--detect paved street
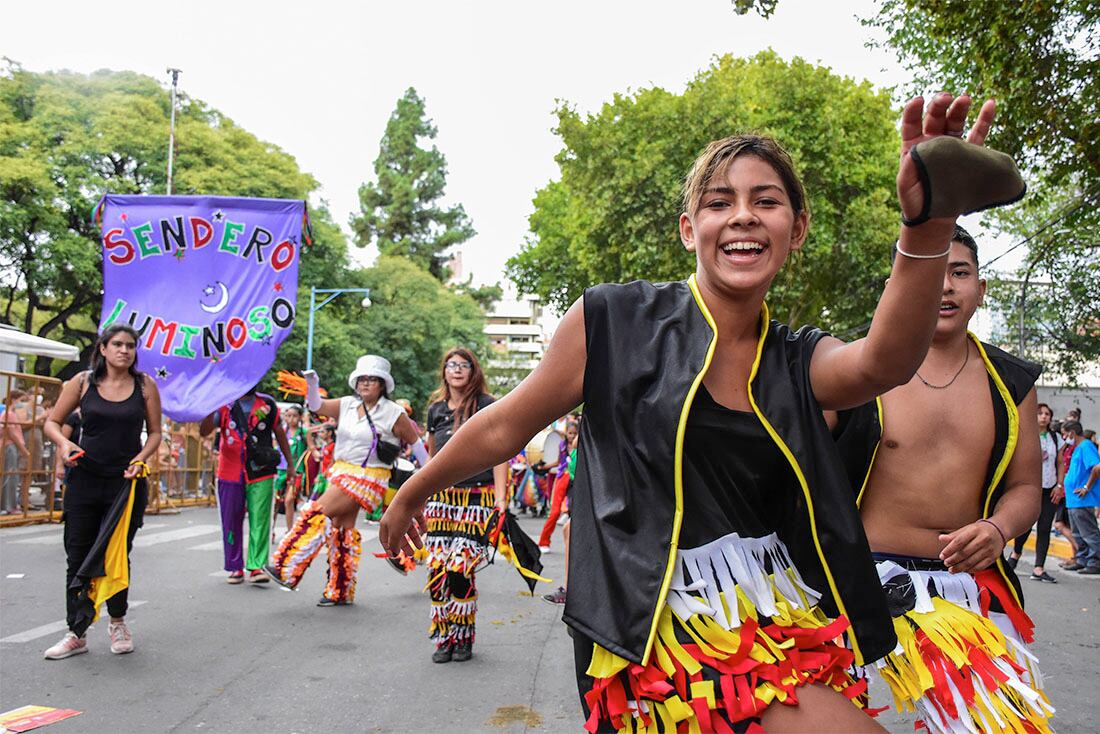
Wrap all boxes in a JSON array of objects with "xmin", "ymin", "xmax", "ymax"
[{"xmin": 1, "ymin": 508, "xmax": 1096, "ymax": 733}]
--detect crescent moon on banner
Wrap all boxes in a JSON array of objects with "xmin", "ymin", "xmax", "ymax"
[{"xmin": 200, "ymin": 281, "xmax": 230, "ymax": 314}]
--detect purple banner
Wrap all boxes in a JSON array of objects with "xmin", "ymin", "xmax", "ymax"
[{"xmin": 97, "ymin": 195, "xmax": 307, "ymax": 422}]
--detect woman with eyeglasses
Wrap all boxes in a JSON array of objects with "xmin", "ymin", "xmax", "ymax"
[
  {"xmin": 422, "ymin": 347, "xmax": 508, "ymax": 663},
  {"xmin": 264, "ymin": 355, "xmax": 424, "ymax": 606}
]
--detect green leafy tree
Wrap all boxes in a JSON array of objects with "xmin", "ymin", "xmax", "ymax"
[
  {"xmin": 982, "ymin": 186, "xmax": 1099, "ymax": 381},
  {"xmin": 350, "ymin": 88, "xmax": 475, "ymax": 281},
  {"xmin": 731, "ymin": 0, "xmax": 778, "ymax": 17},
  {"xmin": 866, "ymin": 0, "xmax": 1098, "ymax": 191},
  {"xmin": 339, "ymin": 256, "xmax": 486, "ymax": 413},
  {"xmin": 863, "ymin": 0, "xmax": 1099, "ymax": 375},
  {"xmin": 507, "ymin": 51, "xmax": 900, "ymax": 332},
  {"xmin": 453, "ymin": 277, "xmax": 503, "ymax": 311},
  {"xmin": 0, "ymin": 62, "xmax": 345, "ymax": 376},
  {"xmin": 272, "ymin": 256, "xmax": 488, "ymax": 416}
]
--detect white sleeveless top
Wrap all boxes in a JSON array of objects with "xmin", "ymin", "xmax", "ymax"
[
  {"xmin": 333, "ymin": 395, "xmax": 403, "ymax": 468},
  {"xmin": 1039, "ymin": 432, "xmax": 1058, "ymax": 489}
]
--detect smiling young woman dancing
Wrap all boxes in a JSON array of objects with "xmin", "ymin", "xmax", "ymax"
[{"xmin": 382, "ymin": 94, "xmax": 1018, "ymax": 732}]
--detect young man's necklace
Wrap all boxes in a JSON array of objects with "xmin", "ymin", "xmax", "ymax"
[{"xmin": 915, "ymin": 344, "xmax": 970, "ymax": 389}]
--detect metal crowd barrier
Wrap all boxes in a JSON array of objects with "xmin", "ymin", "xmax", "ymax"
[
  {"xmin": 0, "ymin": 370, "xmax": 216, "ymax": 527},
  {"xmin": 148, "ymin": 420, "xmax": 218, "ymax": 514}
]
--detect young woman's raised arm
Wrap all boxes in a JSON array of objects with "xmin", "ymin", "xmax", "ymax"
[
  {"xmin": 810, "ymin": 94, "xmax": 997, "ymax": 411},
  {"xmin": 380, "ymin": 298, "xmax": 587, "ymax": 556}
]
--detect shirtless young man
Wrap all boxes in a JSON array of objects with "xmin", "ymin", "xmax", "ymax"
[{"xmin": 849, "ymin": 227, "xmax": 1053, "ymax": 733}]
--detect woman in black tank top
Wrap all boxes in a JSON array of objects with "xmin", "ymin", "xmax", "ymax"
[{"xmin": 43, "ymin": 324, "xmax": 163, "ymax": 660}]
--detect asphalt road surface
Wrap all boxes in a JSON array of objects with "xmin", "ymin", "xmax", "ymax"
[{"xmin": 1, "ymin": 508, "xmax": 1096, "ymax": 733}]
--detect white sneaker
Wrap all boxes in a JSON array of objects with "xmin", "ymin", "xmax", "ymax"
[
  {"xmin": 108, "ymin": 620, "xmax": 134, "ymax": 654},
  {"xmin": 44, "ymin": 632, "xmax": 88, "ymax": 660},
  {"xmin": 539, "ymin": 545, "xmax": 551, "ymax": 554}
]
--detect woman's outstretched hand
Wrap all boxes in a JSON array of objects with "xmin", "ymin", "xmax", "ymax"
[
  {"xmin": 379, "ymin": 495, "xmax": 426, "ymax": 560},
  {"xmin": 896, "ymin": 93, "xmax": 997, "ymax": 223}
]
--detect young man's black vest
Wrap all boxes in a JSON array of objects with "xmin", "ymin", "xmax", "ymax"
[
  {"xmin": 566, "ymin": 278, "xmax": 895, "ymax": 667},
  {"xmin": 835, "ymin": 335, "xmax": 1042, "ymax": 609}
]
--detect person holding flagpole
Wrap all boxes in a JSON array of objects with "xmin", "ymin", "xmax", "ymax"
[{"xmin": 42, "ymin": 324, "xmax": 162, "ymax": 659}]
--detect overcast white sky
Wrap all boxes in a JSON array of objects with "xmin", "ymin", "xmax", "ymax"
[{"xmin": 3, "ymin": 0, "xmax": 1021, "ymax": 318}]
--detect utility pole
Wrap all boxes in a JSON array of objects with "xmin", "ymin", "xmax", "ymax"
[
  {"xmin": 1018, "ymin": 275, "xmax": 1030, "ymax": 359},
  {"xmin": 166, "ymin": 68, "xmax": 182, "ymax": 195}
]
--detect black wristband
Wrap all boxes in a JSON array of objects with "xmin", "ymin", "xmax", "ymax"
[{"xmin": 979, "ymin": 518, "xmax": 1007, "ymax": 546}]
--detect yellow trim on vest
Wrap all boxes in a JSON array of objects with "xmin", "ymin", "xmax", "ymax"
[
  {"xmin": 641, "ymin": 275, "xmax": 718, "ymax": 664},
  {"xmin": 641, "ymin": 274, "xmax": 719, "ymax": 666},
  {"xmin": 743, "ymin": 304, "xmax": 867, "ymax": 666},
  {"xmin": 855, "ymin": 397, "xmax": 884, "ymax": 508},
  {"xmin": 970, "ymin": 333, "xmax": 1024, "ymax": 610}
]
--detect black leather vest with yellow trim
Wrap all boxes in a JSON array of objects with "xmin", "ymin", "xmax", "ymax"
[
  {"xmin": 837, "ymin": 334, "xmax": 1042, "ymax": 607},
  {"xmin": 564, "ymin": 277, "xmax": 895, "ymax": 667}
]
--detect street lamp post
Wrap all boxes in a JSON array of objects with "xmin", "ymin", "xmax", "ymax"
[
  {"xmin": 166, "ymin": 68, "xmax": 181, "ymax": 194},
  {"xmin": 305, "ymin": 286, "xmax": 371, "ymax": 371}
]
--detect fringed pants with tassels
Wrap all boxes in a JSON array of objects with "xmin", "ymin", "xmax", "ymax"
[
  {"xmin": 578, "ymin": 532, "xmax": 872, "ymax": 734},
  {"xmin": 425, "ymin": 485, "xmax": 495, "ymax": 649},
  {"xmin": 266, "ymin": 463, "xmax": 388, "ymax": 597},
  {"xmin": 322, "ymin": 526, "xmax": 362, "ymax": 603},
  {"xmin": 268, "ymin": 502, "xmax": 329, "ymax": 588},
  {"xmin": 872, "ymin": 557, "xmax": 1053, "ymax": 734}
]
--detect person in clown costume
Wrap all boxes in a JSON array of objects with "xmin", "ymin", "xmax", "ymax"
[{"xmin": 201, "ymin": 386, "xmax": 296, "ymax": 584}]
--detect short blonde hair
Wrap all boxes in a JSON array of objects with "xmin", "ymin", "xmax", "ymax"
[{"xmin": 682, "ymin": 134, "xmax": 807, "ymax": 218}]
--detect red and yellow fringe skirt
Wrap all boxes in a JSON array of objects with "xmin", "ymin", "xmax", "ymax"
[
  {"xmin": 872, "ymin": 560, "xmax": 1053, "ymax": 734},
  {"xmin": 329, "ymin": 461, "xmax": 390, "ymax": 513},
  {"xmin": 581, "ymin": 532, "xmax": 870, "ymax": 734}
]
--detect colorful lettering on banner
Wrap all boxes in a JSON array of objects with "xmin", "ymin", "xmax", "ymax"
[{"xmin": 96, "ymin": 195, "xmax": 310, "ymax": 422}]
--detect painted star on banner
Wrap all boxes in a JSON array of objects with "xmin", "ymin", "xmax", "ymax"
[
  {"xmin": 261, "ymin": 335, "xmax": 273, "ymax": 346},
  {"xmin": 155, "ymin": 366, "xmax": 170, "ymax": 380},
  {"xmin": 213, "ymin": 210, "xmax": 225, "ymax": 222},
  {"xmin": 210, "ymin": 355, "xmax": 222, "ymax": 364},
  {"xmin": 120, "ymin": 213, "xmax": 128, "ymax": 222},
  {"xmin": 273, "ymin": 282, "xmax": 284, "ymax": 292},
  {"xmin": 173, "ymin": 248, "xmax": 186, "ymax": 261}
]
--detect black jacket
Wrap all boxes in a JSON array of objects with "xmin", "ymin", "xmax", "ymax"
[
  {"xmin": 564, "ymin": 277, "xmax": 896, "ymax": 667},
  {"xmin": 836, "ymin": 335, "xmax": 1042, "ymax": 608}
]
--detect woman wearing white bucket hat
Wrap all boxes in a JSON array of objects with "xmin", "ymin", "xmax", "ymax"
[{"xmin": 265, "ymin": 355, "xmax": 424, "ymax": 605}]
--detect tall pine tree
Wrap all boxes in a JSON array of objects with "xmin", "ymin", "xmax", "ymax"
[{"xmin": 352, "ymin": 88, "xmax": 474, "ymax": 280}]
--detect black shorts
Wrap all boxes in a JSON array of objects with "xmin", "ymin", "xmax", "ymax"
[{"xmin": 1054, "ymin": 501, "xmax": 1068, "ymax": 525}]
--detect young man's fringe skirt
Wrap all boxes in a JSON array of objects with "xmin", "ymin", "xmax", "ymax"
[{"xmin": 872, "ymin": 559, "xmax": 1053, "ymax": 734}]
